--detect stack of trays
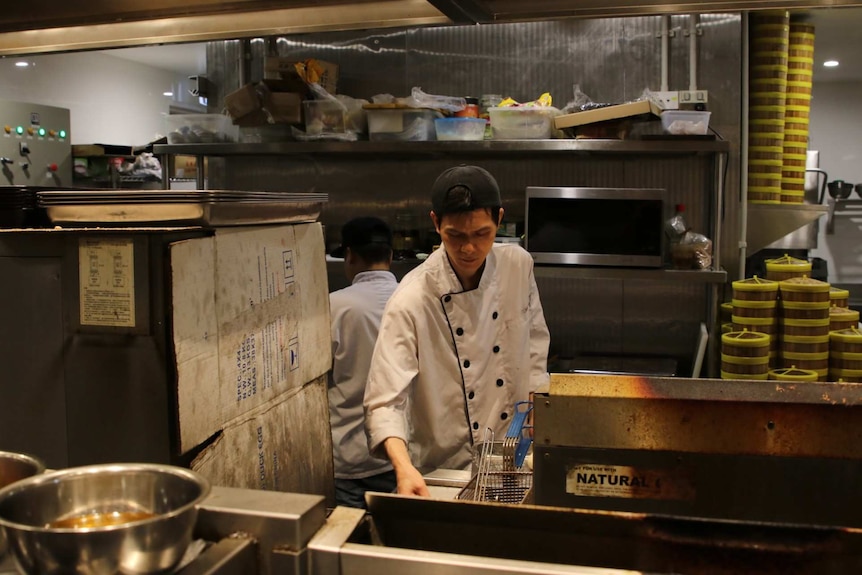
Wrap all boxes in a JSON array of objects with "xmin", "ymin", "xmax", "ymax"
[
  {"xmin": 778, "ymin": 276, "xmax": 831, "ymax": 380},
  {"xmin": 782, "ymin": 20, "xmax": 816, "ymax": 204},
  {"xmin": 36, "ymin": 190, "xmax": 328, "ymax": 227},
  {"xmin": 0, "ymin": 186, "xmax": 48, "ymax": 228}
]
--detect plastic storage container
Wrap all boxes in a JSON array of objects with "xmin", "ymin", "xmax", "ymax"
[
  {"xmin": 165, "ymin": 114, "xmax": 237, "ymax": 144},
  {"xmin": 303, "ymin": 100, "xmax": 346, "ymax": 134},
  {"xmin": 660, "ymin": 110, "xmax": 711, "ymax": 135},
  {"xmin": 434, "ymin": 118, "xmax": 487, "ymax": 141},
  {"xmin": 488, "ymin": 107, "xmax": 556, "ymax": 139},
  {"xmin": 366, "ymin": 108, "xmax": 442, "ymax": 141}
]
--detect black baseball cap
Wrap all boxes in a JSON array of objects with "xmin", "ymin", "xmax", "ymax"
[
  {"xmin": 431, "ymin": 165, "xmax": 502, "ymax": 217},
  {"xmin": 329, "ymin": 216, "xmax": 393, "ymax": 258}
]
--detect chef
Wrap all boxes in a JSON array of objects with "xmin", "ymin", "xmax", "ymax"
[{"xmin": 364, "ymin": 165, "xmax": 550, "ymax": 496}]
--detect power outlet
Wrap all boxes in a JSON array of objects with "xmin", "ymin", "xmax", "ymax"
[
  {"xmin": 653, "ymin": 91, "xmax": 679, "ymax": 110},
  {"xmin": 679, "ymin": 90, "xmax": 708, "ymax": 104}
]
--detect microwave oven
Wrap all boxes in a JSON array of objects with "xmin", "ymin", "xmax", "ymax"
[{"xmin": 525, "ymin": 186, "xmax": 667, "ymax": 267}]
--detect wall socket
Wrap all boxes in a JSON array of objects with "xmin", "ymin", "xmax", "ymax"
[
  {"xmin": 679, "ymin": 90, "xmax": 708, "ymax": 104},
  {"xmin": 653, "ymin": 91, "xmax": 679, "ymax": 110}
]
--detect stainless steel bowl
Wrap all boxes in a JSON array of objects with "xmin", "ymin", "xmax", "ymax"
[
  {"xmin": 0, "ymin": 451, "xmax": 45, "ymax": 557},
  {"xmin": 0, "ymin": 463, "xmax": 210, "ymax": 574}
]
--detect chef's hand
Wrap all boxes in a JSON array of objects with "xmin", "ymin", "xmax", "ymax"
[{"xmin": 383, "ymin": 437, "xmax": 431, "ymax": 497}]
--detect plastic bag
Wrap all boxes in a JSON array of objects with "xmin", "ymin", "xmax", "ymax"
[
  {"xmin": 407, "ymin": 87, "xmax": 466, "ymax": 112},
  {"xmin": 671, "ymin": 231, "xmax": 713, "ymax": 270},
  {"xmin": 560, "ymin": 85, "xmax": 614, "ymax": 114},
  {"xmin": 498, "ymin": 92, "xmax": 554, "ymax": 108}
]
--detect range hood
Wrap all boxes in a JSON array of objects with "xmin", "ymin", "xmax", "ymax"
[{"xmin": 3, "ymin": 0, "xmax": 862, "ymax": 55}]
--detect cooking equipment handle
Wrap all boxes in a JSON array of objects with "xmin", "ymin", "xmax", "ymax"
[{"xmin": 806, "ymin": 168, "xmax": 829, "ymax": 204}]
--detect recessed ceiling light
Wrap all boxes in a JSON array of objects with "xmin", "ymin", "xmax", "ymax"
[
  {"xmin": 163, "ymin": 91, "xmax": 174, "ymax": 97},
  {"xmin": 14, "ymin": 61, "xmax": 29, "ymax": 68},
  {"xmin": 824, "ymin": 60, "xmax": 840, "ymax": 68}
]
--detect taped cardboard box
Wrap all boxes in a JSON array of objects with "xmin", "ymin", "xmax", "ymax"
[
  {"xmin": 224, "ymin": 83, "xmax": 302, "ymax": 126},
  {"xmin": 191, "ymin": 374, "xmax": 334, "ymax": 504},
  {"xmin": 264, "ymin": 57, "xmax": 339, "ymax": 95},
  {"xmin": 170, "ymin": 223, "xmax": 331, "ymax": 454}
]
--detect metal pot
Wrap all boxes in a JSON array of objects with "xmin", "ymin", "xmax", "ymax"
[
  {"xmin": 0, "ymin": 451, "xmax": 45, "ymax": 557},
  {"xmin": 0, "ymin": 463, "xmax": 210, "ymax": 574},
  {"xmin": 827, "ymin": 180, "xmax": 854, "ymax": 199}
]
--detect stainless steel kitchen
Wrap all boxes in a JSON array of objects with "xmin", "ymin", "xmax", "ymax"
[{"xmin": 2, "ymin": 1, "xmax": 862, "ymax": 574}]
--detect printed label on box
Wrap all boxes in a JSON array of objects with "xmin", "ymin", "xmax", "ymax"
[
  {"xmin": 78, "ymin": 237, "xmax": 135, "ymax": 327},
  {"xmin": 566, "ymin": 463, "xmax": 695, "ymax": 501}
]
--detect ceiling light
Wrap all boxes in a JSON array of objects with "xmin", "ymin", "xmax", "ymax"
[
  {"xmin": 824, "ymin": 60, "xmax": 839, "ymax": 68},
  {"xmin": 14, "ymin": 61, "xmax": 29, "ymax": 68},
  {"xmin": 163, "ymin": 91, "xmax": 174, "ymax": 97}
]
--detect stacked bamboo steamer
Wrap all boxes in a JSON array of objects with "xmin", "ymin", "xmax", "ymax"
[
  {"xmin": 764, "ymin": 254, "xmax": 811, "ymax": 281},
  {"xmin": 730, "ymin": 276, "xmax": 780, "ymax": 368},
  {"xmin": 749, "ymin": 11, "xmax": 790, "ymax": 205},
  {"xmin": 721, "ymin": 330, "xmax": 771, "ymax": 380},
  {"xmin": 830, "ymin": 286, "xmax": 850, "ymax": 308},
  {"xmin": 830, "ymin": 328, "xmax": 862, "ymax": 382},
  {"xmin": 779, "ymin": 276, "xmax": 831, "ymax": 380},
  {"xmin": 768, "ymin": 366, "xmax": 818, "ymax": 381},
  {"xmin": 781, "ymin": 20, "xmax": 815, "ymax": 204}
]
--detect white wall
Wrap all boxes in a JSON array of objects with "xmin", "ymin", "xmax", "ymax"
[
  {"xmin": 809, "ymin": 80, "xmax": 862, "ymax": 284},
  {"xmin": 0, "ymin": 52, "xmax": 203, "ymax": 146}
]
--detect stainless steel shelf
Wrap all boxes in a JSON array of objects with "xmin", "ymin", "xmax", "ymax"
[
  {"xmin": 153, "ymin": 139, "xmax": 730, "ymax": 156},
  {"xmin": 534, "ymin": 265, "xmax": 727, "ymax": 283},
  {"xmin": 746, "ymin": 204, "xmax": 829, "ymax": 254},
  {"xmin": 826, "ymin": 198, "xmax": 862, "ymax": 234}
]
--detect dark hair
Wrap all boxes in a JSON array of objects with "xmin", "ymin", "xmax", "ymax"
[
  {"xmin": 438, "ymin": 185, "xmax": 501, "ymax": 223},
  {"xmin": 351, "ymin": 242, "xmax": 392, "ymax": 265}
]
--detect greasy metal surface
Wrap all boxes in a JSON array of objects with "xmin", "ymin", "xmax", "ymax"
[
  {"xmin": 175, "ymin": 537, "xmax": 258, "ymax": 575},
  {"xmin": 538, "ymin": 374, "xmax": 862, "ymax": 459},
  {"xmin": 362, "ymin": 492, "xmax": 862, "ymax": 574},
  {"xmin": 0, "ymin": 1, "xmax": 448, "ymax": 56}
]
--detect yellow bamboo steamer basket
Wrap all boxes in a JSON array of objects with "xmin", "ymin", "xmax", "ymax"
[
  {"xmin": 829, "ymin": 368, "xmax": 862, "ymax": 383},
  {"xmin": 720, "ymin": 301, "xmax": 733, "ymax": 322},
  {"xmin": 765, "ymin": 254, "xmax": 811, "ymax": 281},
  {"xmin": 783, "ymin": 128, "xmax": 808, "ymax": 144},
  {"xmin": 750, "ymin": 117, "xmax": 786, "ymax": 134},
  {"xmin": 781, "ymin": 351, "xmax": 829, "ymax": 378},
  {"xmin": 750, "ymin": 105, "xmax": 786, "ymax": 120},
  {"xmin": 780, "ymin": 299, "xmax": 830, "ymax": 320},
  {"xmin": 830, "ymin": 306, "xmax": 860, "ymax": 332},
  {"xmin": 779, "ymin": 276, "xmax": 830, "ymax": 303},
  {"xmin": 781, "ymin": 316, "xmax": 831, "ymax": 337},
  {"xmin": 733, "ymin": 299, "xmax": 777, "ymax": 319},
  {"xmin": 830, "ymin": 351, "xmax": 862, "ymax": 371},
  {"xmin": 750, "ymin": 135, "xmax": 785, "ymax": 148},
  {"xmin": 721, "ymin": 355, "xmax": 770, "ymax": 378},
  {"xmin": 750, "ymin": 146, "xmax": 784, "ymax": 161},
  {"xmin": 788, "ymin": 46, "xmax": 815, "ymax": 58},
  {"xmin": 783, "ymin": 151, "xmax": 808, "ymax": 167},
  {"xmin": 748, "ymin": 191, "xmax": 782, "ymax": 204},
  {"xmin": 783, "ymin": 333, "xmax": 830, "ymax": 353},
  {"xmin": 785, "ymin": 93, "xmax": 812, "ymax": 105},
  {"xmin": 722, "ymin": 322, "xmax": 734, "ymax": 334},
  {"xmin": 732, "ymin": 276, "xmax": 779, "ymax": 301},
  {"xmin": 750, "ymin": 93, "xmax": 786, "ymax": 107},
  {"xmin": 786, "ymin": 82, "xmax": 812, "ymax": 96},
  {"xmin": 733, "ymin": 314, "xmax": 778, "ymax": 336},
  {"xmin": 722, "ymin": 329, "xmax": 770, "ymax": 358},
  {"xmin": 830, "ymin": 327, "xmax": 862, "ymax": 352},
  {"xmin": 830, "ymin": 287, "xmax": 850, "ymax": 308},
  {"xmin": 768, "ymin": 365, "xmax": 818, "ymax": 381},
  {"xmin": 781, "ymin": 193, "xmax": 805, "ymax": 205}
]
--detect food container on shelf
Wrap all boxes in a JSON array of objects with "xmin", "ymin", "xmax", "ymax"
[
  {"xmin": 165, "ymin": 114, "xmax": 238, "ymax": 144},
  {"xmin": 488, "ymin": 107, "xmax": 557, "ymax": 139},
  {"xmin": 660, "ymin": 110, "xmax": 711, "ymax": 135},
  {"xmin": 366, "ymin": 108, "xmax": 442, "ymax": 141},
  {"xmin": 303, "ymin": 99, "xmax": 347, "ymax": 134},
  {"xmin": 434, "ymin": 117, "xmax": 487, "ymax": 141}
]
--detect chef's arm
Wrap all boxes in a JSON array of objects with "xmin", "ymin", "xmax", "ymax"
[
  {"xmin": 528, "ymin": 270, "xmax": 551, "ymax": 389},
  {"xmin": 384, "ymin": 437, "xmax": 430, "ymax": 497}
]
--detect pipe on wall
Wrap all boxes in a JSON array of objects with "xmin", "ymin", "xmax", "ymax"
[
  {"xmin": 660, "ymin": 15, "xmax": 670, "ymax": 92},
  {"xmin": 689, "ymin": 13, "xmax": 698, "ymax": 91}
]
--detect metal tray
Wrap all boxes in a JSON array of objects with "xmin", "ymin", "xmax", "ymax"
[{"xmin": 43, "ymin": 200, "xmax": 324, "ymax": 227}]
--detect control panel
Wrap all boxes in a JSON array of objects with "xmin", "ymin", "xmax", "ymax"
[{"xmin": 0, "ymin": 100, "xmax": 72, "ymax": 187}]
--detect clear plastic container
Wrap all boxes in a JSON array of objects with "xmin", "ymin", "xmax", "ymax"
[
  {"xmin": 367, "ymin": 108, "xmax": 442, "ymax": 141},
  {"xmin": 303, "ymin": 100, "xmax": 346, "ymax": 135},
  {"xmin": 660, "ymin": 110, "xmax": 711, "ymax": 135},
  {"xmin": 487, "ymin": 107, "xmax": 556, "ymax": 139},
  {"xmin": 434, "ymin": 118, "xmax": 487, "ymax": 141},
  {"xmin": 165, "ymin": 114, "xmax": 237, "ymax": 144}
]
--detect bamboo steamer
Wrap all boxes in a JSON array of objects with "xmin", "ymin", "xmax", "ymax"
[
  {"xmin": 748, "ymin": 191, "xmax": 782, "ymax": 204},
  {"xmin": 830, "ymin": 287, "xmax": 850, "ymax": 308},
  {"xmin": 829, "ymin": 368, "xmax": 862, "ymax": 383},
  {"xmin": 768, "ymin": 366, "xmax": 818, "ymax": 381},
  {"xmin": 781, "ymin": 316, "xmax": 830, "ymax": 337},
  {"xmin": 733, "ymin": 315, "xmax": 778, "ymax": 337},
  {"xmin": 781, "ymin": 350, "xmax": 829, "ymax": 380},
  {"xmin": 830, "ymin": 351, "xmax": 862, "ymax": 371},
  {"xmin": 722, "ymin": 322, "xmax": 734, "ymax": 334},
  {"xmin": 720, "ymin": 301, "xmax": 733, "ymax": 322},
  {"xmin": 732, "ymin": 276, "xmax": 779, "ymax": 301},
  {"xmin": 778, "ymin": 276, "xmax": 830, "ymax": 303},
  {"xmin": 829, "ymin": 327, "xmax": 862, "ymax": 353},
  {"xmin": 829, "ymin": 306, "xmax": 859, "ymax": 332},
  {"xmin": 733, "ymin": 299, "xmax": 777, "ymax": 318},
  {"xmin": 783, "ymin": 333, "xmax": 829, "ymax": 354},
  {"xmin": 780, "ymin": 299, "xmax": 830, "ymax": 320},
  {"xmin": 722, "ymin": 329, "xmax": 770, "ymax": 358},
  {"xmin": 765, "ymin": 254, "xmax": 811, "ymax": 281}
]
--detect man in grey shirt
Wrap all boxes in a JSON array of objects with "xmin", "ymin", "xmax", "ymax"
[{"xmin": 328, "ymin": 217, "xmax": 399, "ymax": 508}]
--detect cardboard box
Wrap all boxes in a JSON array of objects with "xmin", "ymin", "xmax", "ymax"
[
  {"xmin": 262, "ymin": 91, "xmax": 302, "ymax": 125},
  {"xmin": 170, "ymin": 223, "xmax": 331, "ymax": 454},
  {"xmin": 224, "ymin": 83, "xmax": 260, "ymax": 121},
  {"xmin": 191, "ymin": 374, "xmax": 334, "ymax": 503},
  {"xmin": 224, "ymin": 83, "xmax": 303, "ymax": 126},
  {"xmin": 554, "ymin": 100, "xmax": 662, "ymax": 130},
  {"xmin": 264, "ymin": 57, "xmax": 339, "ymax": 95}
]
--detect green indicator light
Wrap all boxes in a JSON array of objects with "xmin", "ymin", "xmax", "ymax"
[
  {"xmin": 59, "ymin": 130, "xmax": 66, "ymax": 139},
  {"xmin": 38, "ymin": 128, "xmax": 46, "ymax": 137},
  {"xmin": 15, "ymin": 126, "xmax": 23, "ymax": 135}
]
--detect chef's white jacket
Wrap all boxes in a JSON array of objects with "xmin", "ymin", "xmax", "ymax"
[
  {"xmin": 364, "ymin": 243, "xmax": 550, "ymax": 472},
  {"xmin": 328, "ymin": 270, "xmax": 399, "ymax": 479}
]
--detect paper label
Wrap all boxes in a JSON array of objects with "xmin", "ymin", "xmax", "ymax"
[
  {"xmin": 79, "ymin": 238, "xmax": 135, "ymax": 327},
  {"xmin": 566, "ymin": 463, "xmax": 695, "ymax": 501}
]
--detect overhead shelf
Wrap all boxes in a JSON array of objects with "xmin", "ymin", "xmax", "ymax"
[
  {"xmin": 534, "ymin": 265, "xmax": 727, "ymax": 283},
  {"xmin": 746, "ymin": 203, "xmax": 828, "ymax": 255},
  {"xmin": 153, "ymin": 139, "xmax": 730, "ymax": 156}
]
